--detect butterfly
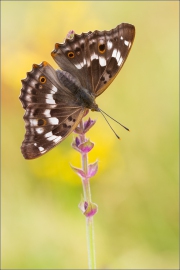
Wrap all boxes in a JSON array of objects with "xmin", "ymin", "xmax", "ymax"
[{"xmin": 19, "ymin": 23, "xmax": 135, "ymax": 159}]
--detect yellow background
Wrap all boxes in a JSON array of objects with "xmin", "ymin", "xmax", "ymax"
[{"xmin": 2, "ymin": 1, "xmax": 179, "ymax": 269}]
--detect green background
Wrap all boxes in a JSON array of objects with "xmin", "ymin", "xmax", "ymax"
[{"xmin": 1, "ymin": 1, "xmax": 179, "ymax": 269}]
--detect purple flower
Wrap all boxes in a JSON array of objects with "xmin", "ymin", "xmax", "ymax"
[
  {"xmin": 71, "ymin": 137, "xmax": 81, "ymax": 152},
  {"xmin": 78, "ymin": 140, "xmax": 94, "ymax": 153},
  {"xmin": 70, "ymin": 160, "xmax": 98, "ymax": 179},
  {"xmin": 87, "ymin": 160, "xmax": 98, "ymax": 178},
  {"xmin": 66, "ymin": 30, "xmax": 75, "ymax": 40},
  {"xmin": 72, "ymin": 137, "xmax": 94, "ymax": 153},
  {"xmin": 79, "ymin": 200, "xmax": 98, "ymax": 217},
  {"xmin": 71, "ymin": 115, "xmax": 98, "ymax": 266},
  {"xmin": 84, "ymin": 118, "xmax": 96, "ymax": 133},
  {"xmin": 71, "ymin": 116, "xmax": 98, "ymax": 221},
  {"xmin": 74, "ymin": 117, "xmax": 95, "ymax": 135}
]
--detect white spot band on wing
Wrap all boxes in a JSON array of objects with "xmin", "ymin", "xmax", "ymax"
[
  {"xmin": 91, "ymin": 52, "xmax": 98, "ymax": 61},
  {"xmin": 51, "ymin": 85, "xmax": 58, "ymax": 93},
  {"xmin": 116, "ymin": 50, "xmax": 121, "ymax": 62},
  {"xmin": 75, "ymin": 62, "xmax": 84, "ymax": 69},
  {"xmin": 99, "ymin": 56, "xmax": 106, "ymax": 67},
  {"xmin": 38, "ymin": 146, "xmax": 45, "ymax": 152},
  {"xmin": 118, "ymin": 57, "xmax": 124, "ymax": 66},
  {"xmin": 44, "ymin": 131, "xmax": 62, "ymax": 142},
  {"xmin": 124, "ymin": 40, "xmax": 130, "ymax": 46},
  {"xmin": 107, "ymin": 40, "xmax": 113, "ymax": 50},
  {"xmin": 48, "ymin": 117, "xmax": 59, "ymax": 125},
  {"xmin": 36, "ymin": 127, "xmax": 44, "ymax": 134},
  {"xmin": 112, "ymin": 48, "xmax": 117, "ymax": 58},
  {"xmin": 44, "ymin": 109, "xmax": 51, "ymax": 117}
]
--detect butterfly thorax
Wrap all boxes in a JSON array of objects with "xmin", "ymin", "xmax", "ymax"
[
  {"xmin": 57, "ymin": 69, "xmax": 98, "ymax": 111},
  {"xmin": 76, "ymin": 87, "xmax": 98, "ymax": 111}
]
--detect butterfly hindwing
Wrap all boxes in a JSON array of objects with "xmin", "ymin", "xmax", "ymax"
[
  {"xmin": 51, "ymin": 31, "xmax": 93, "ymax": 91},
  {"xmin": 21, "ymin": 105, "xmax": 85, "ymax": 159}
]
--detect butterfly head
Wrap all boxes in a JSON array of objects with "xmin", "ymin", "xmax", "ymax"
[{"xmin": 90, "ymin": 102, "xmax": 99, "ymax": 112}]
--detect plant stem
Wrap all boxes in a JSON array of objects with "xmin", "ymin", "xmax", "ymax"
[
  {"xmin": 86, "ymin": 216, "xmax": 96, "ymax": 269},
  {"xmin": 80, "ymin": 120, "xmax": 96, "ymax": 269}
]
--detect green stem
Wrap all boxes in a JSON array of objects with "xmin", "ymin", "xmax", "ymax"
[
  {"xmin": 86, "ymin": 216, "xmax": 96, "ymax": 269},
  {"xmin": 80, "ymin": 120, "xmax": 96, "ymax": 269}
]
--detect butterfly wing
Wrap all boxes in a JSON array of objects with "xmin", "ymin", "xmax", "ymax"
[
  {"xmin": 51, "ymin": 23, "xmax": 135, "ymax": 97},
  {"xmin": 20, "ymin": 61, "xmax": 85, "ymax": 159},
  {"xmin": 51, "ymin": 31, "xmax": 93, "ymax": 92},
  {"xmin": 85, "ymin": 23, "xmax": 135, "ymax": 97}
]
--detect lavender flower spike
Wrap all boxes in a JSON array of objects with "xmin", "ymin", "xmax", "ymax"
[{"xmin": 71, "ymin": 116, "xmax": 98, "ymax": 268}]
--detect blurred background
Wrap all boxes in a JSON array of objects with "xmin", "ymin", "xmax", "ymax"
[{"xmin": 1, "ymin": 1, "xmax": 179, "ymax": 269}]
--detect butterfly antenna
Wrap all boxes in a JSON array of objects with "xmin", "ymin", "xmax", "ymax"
[
  {"xmin": 99, "ymin": 108, "xmax": 130, "ymax": 131},
  {"xmin": 98, "ymin": 109, "xmax": 121, "ymax": 140}
]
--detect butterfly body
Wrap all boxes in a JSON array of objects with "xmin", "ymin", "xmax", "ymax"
[
  {"xmin": 20, "ymin": 23, "xmax": 135, "ymax": 159},
  {"xmin": 56, "ymin": 69, "xmax": 98, "ymax": 110}
]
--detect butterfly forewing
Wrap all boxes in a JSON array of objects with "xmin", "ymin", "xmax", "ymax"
[
  {"xmin": 51, "ymin": 23, "xmax": 135, "ymax": 97},
  {"xmin": 20, "ymin": 61, "xmax": 79, "ymax": 108}
]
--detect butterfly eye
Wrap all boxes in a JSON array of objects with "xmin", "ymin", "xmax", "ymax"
[
  {"xmin": 39, "ymin": 76, "xmax": 46, "ymax": 84},
  {"xmin": 68, "ymin": 51, "xmax": 75, "ymax": 58},
  {"xmin": 38, "ymin": 119, "xmax": 46, "ymax": 126},
  {"xmin": 98, "ymin": 43, "xmax": 106, "ymax": 54}
]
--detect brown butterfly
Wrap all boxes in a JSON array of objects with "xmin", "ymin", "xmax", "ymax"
[{"xmin": 19, "ymin": 23, "xmax": 135, "ymax": 159}]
